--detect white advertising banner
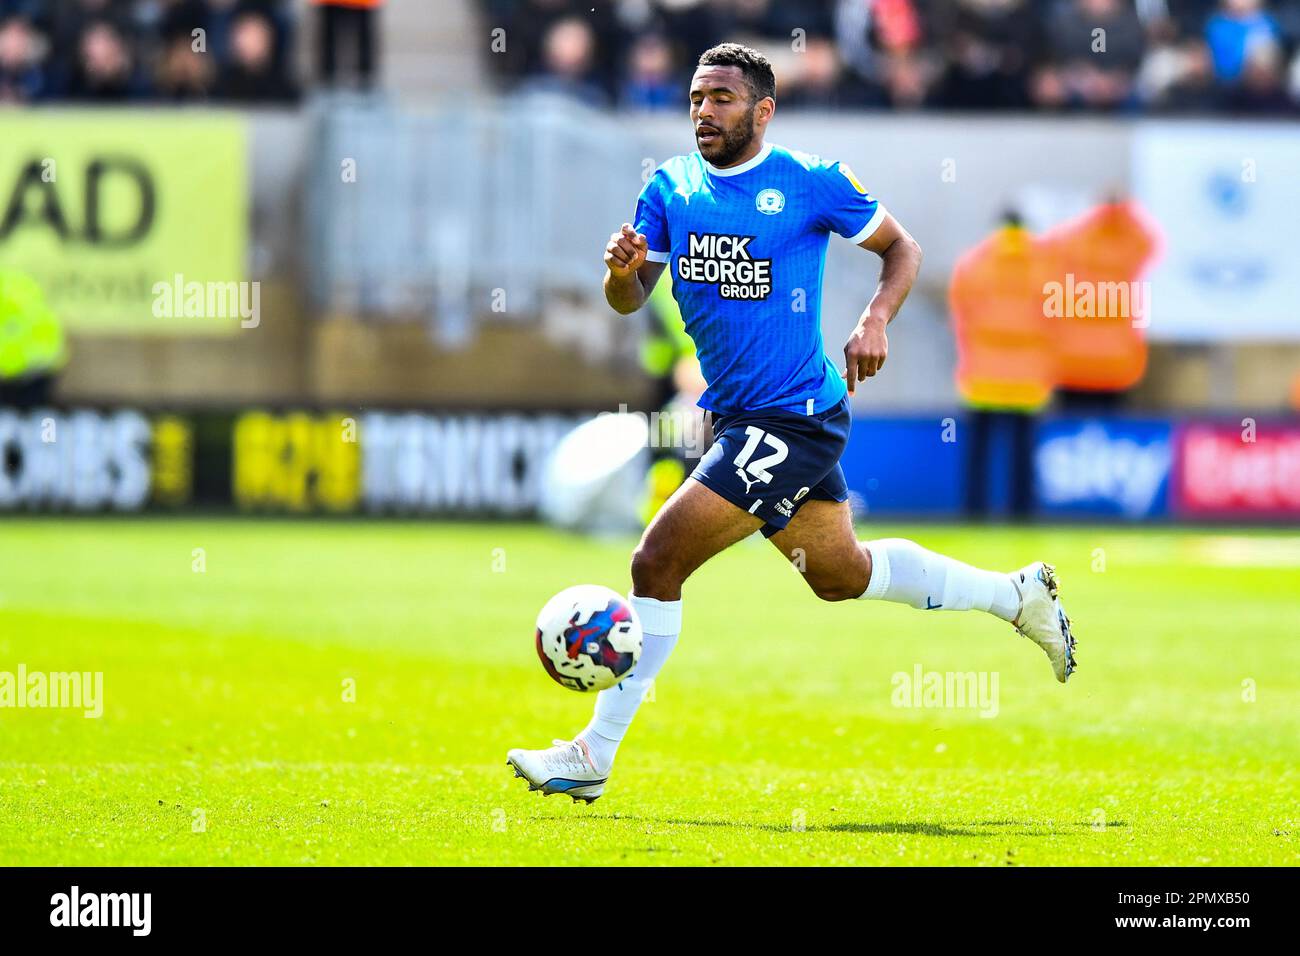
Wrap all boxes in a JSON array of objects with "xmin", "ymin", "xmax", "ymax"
[{"xmin": 1132, "ymin": 122, "xmax": 1300, "ymax": 341}]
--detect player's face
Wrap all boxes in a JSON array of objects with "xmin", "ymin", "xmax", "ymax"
[{"xmin": 689, "ymin": 66, "xmax": 765, "ymax": 166}]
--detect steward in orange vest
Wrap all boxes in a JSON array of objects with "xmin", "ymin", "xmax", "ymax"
[
  {"xmin": 1038, "ymin": 200, "xmax": 1160, "ymax": 393},
  {"xmin": 949, "ymin": 220, "xmax": 1059, "ymax": 413}
]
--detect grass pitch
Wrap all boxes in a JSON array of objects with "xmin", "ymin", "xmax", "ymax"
[{"xmin": 0, "ymin": 518, "xmax": 1297, "ymax": 866}]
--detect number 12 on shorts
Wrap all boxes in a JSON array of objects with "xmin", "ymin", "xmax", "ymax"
[{"xmin": 733, "ymin": 425, "xmax": 788, "ymax": 493}]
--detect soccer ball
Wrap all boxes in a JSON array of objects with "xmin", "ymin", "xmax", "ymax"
[{"xmin": 535, "ymin": 585, "xmax": 641, "ymax": 692}]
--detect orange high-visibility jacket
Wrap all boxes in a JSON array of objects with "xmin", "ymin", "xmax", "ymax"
[
  {"xmin": 1038, "ymin": 201, "xmax": 1160, "ymax": 392},
  {"xmin": 949, "ymin": 225, "xmax": 1059, "ymax": 412}
]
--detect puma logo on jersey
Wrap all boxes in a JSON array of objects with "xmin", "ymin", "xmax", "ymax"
[{"xmin": 735, "ymin": 467, "xmax": 760, "ymax": 494}]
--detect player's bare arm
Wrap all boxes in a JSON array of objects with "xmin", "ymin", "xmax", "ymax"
[
  {"xmin": 843, "ymin": 214, "xmax": 923, "ymax": 393},
  {"xmin": 603, "ymin": 223, "xmax": 666, "ymax": 314}
]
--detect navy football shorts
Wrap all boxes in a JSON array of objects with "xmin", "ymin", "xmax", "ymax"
[{"xmin": 690, "ymin": 396, "xmax": 851, "ymax": 538}]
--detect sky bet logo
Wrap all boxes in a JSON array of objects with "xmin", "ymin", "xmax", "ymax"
[{"xmin": 677, "ymin": 231, "xmax": 772, "ymax": 300}]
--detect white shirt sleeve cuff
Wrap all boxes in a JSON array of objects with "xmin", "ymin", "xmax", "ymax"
[{"xmin": 841, "ymin": 205, "xmax": 887, "ymax": 245}]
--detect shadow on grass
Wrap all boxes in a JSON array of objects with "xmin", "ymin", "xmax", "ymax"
[{"xmin": 545, "ymin": 814, "xmax": 1128, "ymax": 838}]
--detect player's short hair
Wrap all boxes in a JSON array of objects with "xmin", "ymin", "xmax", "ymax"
[{"xmin": 697, "ymin": 43, "xmax": 776, "ymax": 103}]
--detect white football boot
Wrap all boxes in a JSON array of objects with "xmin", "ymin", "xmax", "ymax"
[
  {"xmin": 507, "ymin": 738, "xmax": 607, "ymax": 803},
  {"xmin": 1010, "ymin": 561, "xmax": 1077, "ymax": 683}
]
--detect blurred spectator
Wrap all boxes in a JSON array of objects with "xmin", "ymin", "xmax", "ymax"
[
  {"xmin": 870, "ymin": 0, "xmax": 926, "ymax": 54},
  {"xmin": 622, "ymin": 32, "xmax": 677, "ymax": 110},
  {"xmin": 155, "ymin": 29, "xmax": 214, "ymax": 100},
  {"xmin": 1138, "ymin": 15, "xmax": 1208, "ymax": 108},
  {"xmin": 159, "ymin": 0, "xmax": 216, "ymax": 52},
  {"xmin": 727, "ymin": 0, "xmax": 837, "ymax": 41},
  {"xmin": 782, "ymin": 34, "xmax": 878, "ymax": 107},
  {"xmin": 877, "ymin": 49, "xmax": 939, "ymax": 109},
  {"xmin": 1222, "ymin": 37, "xmax": 1296, "ymax": 110},
  {"xmin": 1205, "ymin": 0, "xmax": 1281, "ymax": 81},
  {"xmin": 1048, "ymin": 0, "xmax": 1145, "ymax": 68},
  {"xmin": 644, "ymin": 0, "xmax": 725, "ymax": 80},
  {"xmin": 1145, "ymin": 35, "xmax": 1221, "ymax": 110},
  {"xmin": 0, "ymin": 14, "xmax": 46, "ymax": 102},
  {"xmin": 522, "ymin": 14, "xmax": 608, "ymax": 105},
  {"xmin": 65, "ymin": 19, "xmax": 146, "ymax": 100},
  {"xmin": 834, "ymin": 0, "xmax": 934, "ymax": 106},
  {"xmin": 485, "ymin": 0, "xmax": 627, "ymax": 94},
  {"xmin": 315, "ymin": 0, "xmax": 381, "ymax": 90},
  {"xmin": 48, "ymin": 1, "xmax": 123, "ymax": 78},
  {"xmin": 217, "ymin": 6, "xmax": 296, "ymax": 101},
  {"xmin": 930, "ymin": 0, "xmax": 1041, "ymax": 110},
  {"xmin": 1043, "ymin": 0, "xmax": 1145, "ymax": 110}
]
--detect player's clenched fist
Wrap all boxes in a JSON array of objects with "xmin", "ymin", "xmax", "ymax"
[
  {"xmin": 843, "ymin": 318, "xmax": 888, "ymax": 394},
  {"xmin": 605, "ymin": 223, "xmax": 648, "ymax": 277}
]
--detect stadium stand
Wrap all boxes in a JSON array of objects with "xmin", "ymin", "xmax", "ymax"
[{"xmin": 479, "ymin": 0, "xmax": 1300, "ymax": 115}]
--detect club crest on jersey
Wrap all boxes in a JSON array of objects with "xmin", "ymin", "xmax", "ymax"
[
  {"xmin": 677, "ymin": 231, "xmax": 772, "ymax": 300},
  {"xmin": 755, "ymin": 188, "xmax": 785, "ymax": 215}
]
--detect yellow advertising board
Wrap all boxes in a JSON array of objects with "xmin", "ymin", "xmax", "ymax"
[{"xmin": 0, "ymin": 111, "xmax": 248, "ymax": 334}]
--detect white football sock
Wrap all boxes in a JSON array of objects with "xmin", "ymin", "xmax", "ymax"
[
  {"xmin": 578, "ymin": 594, "xmax": 681, "ymax": 773},
  {"xmin": 857, "ymin": 538, "xmax": 1020, "ymax": 622}
]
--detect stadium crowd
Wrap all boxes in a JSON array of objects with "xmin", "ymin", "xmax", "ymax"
[
  {"xmin": 0, "ymin": 0, "xmax": 299, "ymax": 102},
  {"xmin": 482, "ymin": 0, "xmax": 1300, "ymax": 114}
]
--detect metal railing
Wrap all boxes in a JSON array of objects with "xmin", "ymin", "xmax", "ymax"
[{"xmin": 306, "ymin": 93, "xmax": 645, "ymax": 347}]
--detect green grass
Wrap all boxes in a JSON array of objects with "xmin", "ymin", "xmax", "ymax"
[{"xmin": 0, "ymin": 519, "xmax": 1297, "ymax": 866}]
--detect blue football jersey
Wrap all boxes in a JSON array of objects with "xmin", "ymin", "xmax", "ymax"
[{"xmin": 633, "ymin": 142, "xmax": 885, "ymax": 415}]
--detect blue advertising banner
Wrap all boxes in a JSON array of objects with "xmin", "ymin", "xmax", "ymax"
[
  {"xmin": 1034, "ymin": 418, "xmax": 1173, "ymax": 519},
  {"xmin": 842, "ymin": 415, "xmax": 1175, "ymax": 520},
  {"xmin": 840, "ymin": 417, "xmax": 964, "ymax": 516}
]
